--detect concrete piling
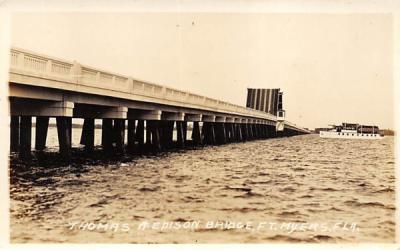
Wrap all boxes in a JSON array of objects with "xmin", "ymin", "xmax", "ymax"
[
  {"xmin": 256, "ymin": 124, "xmax": 260, "ymax": 139},
  {"xmin": 246, "ymin": 124, "xmax": 252, "ymax": 140},
  {"xmin": 267, "ymin": 125, "xmax": 276, "ymax": 138},
  {"xmin": 250, "ymin": 124, "xmax": 255, "ymax": 140},
  {"xmin": 136, "ymin": 120, "xmax": 145, "ymax": 149},
  {"xmin": 192, "ymin": 121, "xmax": 202, "ymax": 146},
  {"xmin": 255, "ymin": 124, "xmax": 260, "ymax": 139},
  {"xmin": 229, "ymin": 123, "xmax": 235, "ymax": 142},
  {"xmin": 240, "ymin": 124, "xmax": 247, "ymax": 141},
  {"xmin": 159, "ymin": 120, "xmax": 168, "ymax": 149},
  {"xmin": 160, "ymin": 120, "xmax": 173, "ymax": 149},
  {"xmin": 176, "ymin": 121, "xmax": 185, "ymax": 148},
  {"xmin": 56, "ymin": 117, "xmax": 72, "ymax": 158},
  {"xmin": 264, "ymin": 125, "xmax": 269, "ymax": 138},
  {"xmin": 260, "ymin": 125, "xmax": 265, "ymax": 138},
  {"xmin": 10, "ymin": 116, "xmax": 20, "ymax": 152},
  {"xmin": 102, "ymin": 118, "xmax": 114, "ymax": 153},
  {"xmin": 35, "ymin": 116, "xmax": 49, "ymax": 151},
  {"xmin": 215, "ymin": 123, "xmax": 227, "ymax": 145},
  {"xmin": 224, "ymin": 123, "xmax": 230, "ymax": 143},
  {"xmin": 19, "ymin": 116, "xmax": 32, "ymax": 158},
  {"xmin": 235, "ymin": 123, "xmax": 242, "ymax": 142},
  {"xmin": 202, "ymin": 122, "xmax": 216, "ymax": 145},
  {"xmin": 150, "ymin": 120, "xmax": 161, "ymax": 151},
  {"xmin": 127, "ymin": 119, "xmax": 136, "ymax": 152},
  {"xmin": 145, "ymin": 121, "xmax": 152, "ymax": 146},
  {"xmin": 67, "ymin": 118, "xmax": 72, "ymax": 146},
  {"xmin": 81, "ymin": 118, "xmax": 95, "ymax": 152},
  {"xmin": 182, "ymin": 121, "xmax": 188, "ymax": 144},
  {"xmin": 113, "ymin": 119, "xmax": 125, "ymax": 153}
]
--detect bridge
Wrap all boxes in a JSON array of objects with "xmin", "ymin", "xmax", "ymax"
[{"xmin": 8, "ymin": 47, "xmax": 310, "ymax": 158}]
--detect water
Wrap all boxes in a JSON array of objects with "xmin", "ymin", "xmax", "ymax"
[{"xmin": 9, "ymin": 128, "xmax": 395, "ymax": 243}]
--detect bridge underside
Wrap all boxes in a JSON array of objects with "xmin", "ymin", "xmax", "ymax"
[{"xmin": 9, "ymin": 83, "xmax": 306, "ymax": 159}]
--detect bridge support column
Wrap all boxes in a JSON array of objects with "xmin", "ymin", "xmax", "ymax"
[
  {"xmin": 261, "ymin": 125, "xmax": 267, "ymax": 139},
  {"xmin": 19, "ymin": 116, "xmax": 32, "ymax": 159},
  {"xmin": 215, "ymin": 123, "xmax": 227, "ymax": 145},
  {"xmin": 56, "ymin": 116, "xmax": 72, "ymax": 158},
  {"xmin": 251, "ymin": 124, "xmax": 256, "ymax": 140},
  {"xmin": 127, "ymin": 119, "xmax": 136, "ymax": 153},
  {"xmin": 176, "ymin": 121, "xmax": 185, "ymax": 148},
  {"xmin": 67, "ymin": 118, "xmax": 72, "ymax": 146},
  {"xmin": 228, "ymin": 123, "xmax": 234, "ymax": 142},
  {"xmin": 102, "ymin": 118, "xmax": 114, "ymax": 153},
  {"xmin": 10, "ymin": 116, "xmax": 20, "ymax": 152},
  {"xmin": 268, "ymin": 125, "xmax": 277, "ymax": 138},
  {"xmin": 192, "ymin": 121, "xmax": 202, "ymax": 146},
  {"xmin": 136, "ymin": 120, "xmax": 145, "ymax": 151},
  {"xmin": 222, "ymin": 123, "xmax": 229, "ymax": 143},
  {"xmin": 256, "ymin": 124, "xmax": 261, "ymax": 139},
  {"xmin": 257, "ymin": 124, "xmax": 262, "ymax": 139},
  {"xmin": 146, "ymin": 121, "xmax": 152, "ymax": 147},
  {"xmin": 113, "ymin": 119, "xmax": 125, "ymax": 153},
  {"xmin": 159, "ymin": 120, "xmax": 173, "ymax": 149},
  {"xmin": 262, "ymin": 124, "xmax": 266, "ymax": 138},
  {"xmin": 35, "ymin": 116, "xmax": 49, "ymax": 151},
  {"xmin": 247, "ymin": 123, "xmax": 253, "ymax": 140},
  {"xmin": 183, "ymin": 122, "xmax": 188, "ymax": 144},
  {"xmin": 230, "ymin": 123, "xmax": 236, "ymax": 142},
  {"xmin": 149, "ymin": 120, "xmax": 161, "ymax": 152},
  {"xmin": 240, "ymin": 123, "xmax": 246, "ymax": 141},
  {"xmin": 235, "ymin": 123, "xmax": 242, "ymax": 142},
  {"xmin": 80, "ymin": 118, "xmax": 95, "ymax": 152},
  {"xmin": 202, "ymin": 122, "xmax": 216, "ymax": 145}
]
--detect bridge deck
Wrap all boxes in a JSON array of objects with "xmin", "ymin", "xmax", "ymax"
[{"xmin": 8, "ymin": 47, "xmax": 307, "ymax": 133}]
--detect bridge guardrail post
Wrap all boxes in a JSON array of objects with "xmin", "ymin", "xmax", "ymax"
[
  {"xmin": 161, "ymin": 86, "xmax": 166, "ymax": 98},
  {"xmin": 95, "ymin": 72, "xmax": 100, "ymax": 84},
  {"xmin": 128, "ymin": 77, "xmax": 134, "ymax": 93},
  {"xmin": 17, "ymin": 51, "xmax": 24, "ymax": 69},
  {"xmin": 46, "ymin": 59, "xmax": 52, "ymax": 74},
  {"xmin": 72, "ymin": 60, "xmax": 82, "ymax": 84}
]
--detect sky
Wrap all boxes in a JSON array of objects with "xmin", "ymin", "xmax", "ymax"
[{"xmin": 10, "ymin": 12, "xmax": 394, "ymax": 129}]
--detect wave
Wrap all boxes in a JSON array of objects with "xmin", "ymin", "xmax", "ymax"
[
  {"xmin": 234, "ymin": 191, "xmax": 264, "ymax": 198},
  {"xmin": 138, "ymin": 186, "xmax": 160, "ymax": 192},
  {"xmin": 373, "ymin": 187, "xmax": 395, "ymax": 193},
  {"xmin": 263, "ymin": 234, "xmax": 310, "ymax": 243},
  {"xmin": 277, "ymin": 210, "xmax": 303, "ymax": 217},
  {"xmin": 224, "ymin": 185, "xmax": 252, "ymax": 192},
  {"xmin": 344, "ymin": 200, "xmax": 388, "ymax": 208},
  {"xmin": 219, "ymin": 207, "xmax": 265, "ymax": 213}
]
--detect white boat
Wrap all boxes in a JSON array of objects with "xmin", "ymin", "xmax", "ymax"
[{"xmin": 319, "ymin": 123, "xmax": 383, "ymax": 140}]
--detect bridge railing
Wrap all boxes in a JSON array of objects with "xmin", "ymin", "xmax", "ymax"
[{"xmin": 10, "ymin": 48, "xmax": 277, "ymax": 121}]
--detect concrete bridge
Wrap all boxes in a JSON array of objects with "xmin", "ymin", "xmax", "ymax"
[{"xmin": 8, "ymin": 47, "xmax": 309, "ymax": 158}]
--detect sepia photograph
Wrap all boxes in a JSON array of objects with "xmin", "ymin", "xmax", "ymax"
[{"xmin": 0, "ymin": 0, "xmax": 399, "ymax": 247}]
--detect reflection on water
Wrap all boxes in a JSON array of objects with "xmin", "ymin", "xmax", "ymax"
[{"xmin": 9, "ymin": 129, "xmax": 395, "ymax": 243}]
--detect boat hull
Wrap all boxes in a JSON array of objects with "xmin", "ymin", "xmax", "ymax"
[{"xmin": 320, "ymin": 131, "xmax": 383, "ymax": 140}]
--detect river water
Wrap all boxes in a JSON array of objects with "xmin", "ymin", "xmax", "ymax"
[{"xmin": 9, "ymin": 128, "xmax": 396, "ymax": 243}]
